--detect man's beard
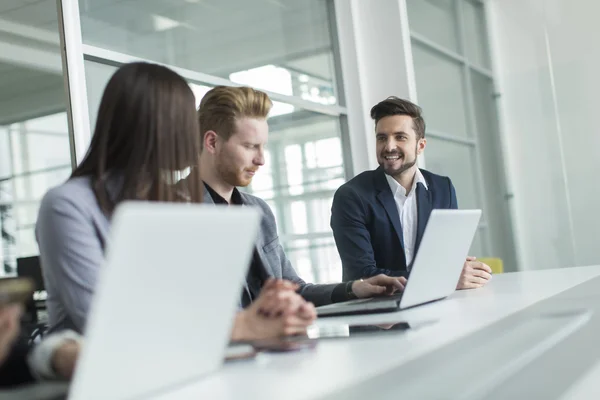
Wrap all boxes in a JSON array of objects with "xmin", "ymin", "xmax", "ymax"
[
  {"xmin": 380, "ymin": 147, "xmax": 418, "ymax": 177},
  {"xmin": 384, "ymin": 157, "xmax": 417, "ymax": 177},
  {"xmin": 216, "ymin": 159, "xmax": 252, "ymax": 187}
]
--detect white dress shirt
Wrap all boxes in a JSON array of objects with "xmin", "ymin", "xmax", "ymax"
[{"xmin": 385, "ymin": 170, "xmax": 428, "ymax": 266}]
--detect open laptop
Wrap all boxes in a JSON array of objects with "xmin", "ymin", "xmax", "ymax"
[
  {"xmin": 66, "ymin": 202, "xmax": 261, "ymax": 400},
  {"xmin": 317, "ymin": 209, "xmax": 482, "ymax": 317}
]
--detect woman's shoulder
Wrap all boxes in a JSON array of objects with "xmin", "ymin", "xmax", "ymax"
[
  {"xmin": 43, "ymin": 175, "xmax": 95, "ymax": 202},
  {"xmin": 38, "ymin": 176, "xmax": 100, "ymax": 218}
]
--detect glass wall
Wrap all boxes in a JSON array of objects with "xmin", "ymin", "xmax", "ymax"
[
  {"xmin": 79, "ymin": 0, "xmax": 347, "ymax": 283},
  {"xmin": 407, "ymin": 0, "xmax": 518, "ymax": 270},
  {"xmin": 0, "ymin": 1, "xmax": 71, "ymax": 276},
  {"xmin": 259, "ymin": 114, "xmax": 344, "ymax": 283},
  {"xmin": 489, "ymin": 0, "xmax": 600, "ymax": 271},
  {"xmin": 78, "ymin": 0, "xmax": 339, "ymax": 106},
  {"xmin": 0, "ymin": 1, "xmax": 529, "ymax": 282}
]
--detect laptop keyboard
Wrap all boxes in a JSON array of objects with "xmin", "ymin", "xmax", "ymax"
[
  {"xmin": 368, "ymin": 292, "xmax": 404, "ymax": 304},
  {"xmin": 340, "ymin": 292, "xmax": 403, "ymax": 306}
]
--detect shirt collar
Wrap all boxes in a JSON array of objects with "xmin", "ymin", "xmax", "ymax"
[
  {"xmin": 385, "ymin": 169, "xmax": 428, "ymax": 196},
  {"xmin": 203, "ymin": 182, "xmax": 243, "ymax": 205}
]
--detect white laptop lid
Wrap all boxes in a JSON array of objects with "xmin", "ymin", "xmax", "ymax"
[
  {"xmin": 400, "ymin": 209, "xmax": 481, "ymax": 309},
  {"xmin": 69, "ymin": 202, "xmax": 261, "ymax": 400}
]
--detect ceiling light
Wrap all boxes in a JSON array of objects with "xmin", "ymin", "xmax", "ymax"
[{"xmin": 152, "ymin": 15, "xmax": 181, "ymax": 32}]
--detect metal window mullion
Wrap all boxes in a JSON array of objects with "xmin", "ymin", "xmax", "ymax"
[
  {"xmin": 0, "ymin": 165, "xmax": 72, "ymax": 183},
  {"xmin": 269, "ymin": 142, "xmax": 288, "ymax": 235},
  {"xmin": 5, "ymin": 128, "xmax": 18, "ymax": 274},
  {"xmin": 468, "ymin": 63, "xmax": 493, "ymax": 78},
  {"xmin": 18, "ymin": 125, "xmax": 32, "ymax": 203},
  {"xmin": 281, "ymin": 232, "xmax": 334, "ymax": 242},
  {"xmin": 338, "ymin": 115, "xmax": 355, "ymax": 179},
  {"xmin": 300, "ymin": 144, "xmax": 321, "ymax": 283},
  {"xmin": 264, "ymin": 189, "xmax": 337, "ymax": 204},
  {"xmin": 253, "ymin": 174, "xmax": 344, "ymax": 196},
  {"xmin": 83, "ymin": 45, "xmax": 348, "ymax": 117},
  {"xmin": 327, "ymin": 0, "xmax": 346, "ymax": 108},
  {"xmin": 456, "ymin": 0, "xmax": 493, "ymax": 257},
  {"xmin": 327, "ymin": 0, "xmax": 354, "ymax": 181},
  {"xmin": 282, "ymin": 240, "xmax": 336, "ymax": 254},
  {"xmin": 410, "ymin": 31, "xmax": 467, "ymax": 65},
  {"xmin": 57, "ymin": 0, "xmax": 91, "ymax": 168},
  {"xmin": 426, "ymin": 129, "xmax": 477, "ymax": 146},
  {"xmin": 410, "ymin": 20, "xmax": 493, "ymax": 81},
  {"xmin": 269, "ymin": 124, "xmax": 341, "ymax": 144},
  {"xmin": 0, "ymin": 107, "xmax": 67, "ymax": 128}
]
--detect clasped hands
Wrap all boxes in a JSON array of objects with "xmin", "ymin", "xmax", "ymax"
[{"xmin": 234, "ymin": 275, "xmax": 407, "ymax": 341}]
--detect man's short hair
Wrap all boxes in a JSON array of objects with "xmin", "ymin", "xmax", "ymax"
[
  {"xmin": 198, "ymin": 86, "xmax": 272, "ymax": 147},
  {"xmin": 370, "ymin": 96, "xmax": 426, "ymax": 139}
]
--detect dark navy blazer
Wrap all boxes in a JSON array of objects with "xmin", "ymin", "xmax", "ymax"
[{"xmin": 331, "ymin": 167, "xmax": 458, "ymax": 280}]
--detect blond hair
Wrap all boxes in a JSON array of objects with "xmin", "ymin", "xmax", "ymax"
[{"xmin": 198, "ymin": 86, "xmax": 272, "ymax": 148}]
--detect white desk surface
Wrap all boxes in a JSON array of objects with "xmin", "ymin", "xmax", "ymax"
[{"xmin": 150, "ymin": 266, "xmax": 600, "ymax": 400}]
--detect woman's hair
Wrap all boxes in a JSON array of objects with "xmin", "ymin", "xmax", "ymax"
[{"xmin": 72, "ymin": 62, "xmax": 203, "ymax": 214}]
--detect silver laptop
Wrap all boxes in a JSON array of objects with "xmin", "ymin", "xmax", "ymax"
[
  {"xmin": 68, "ymin": 202, "xmax": 261, "ymax": 400},
  {"xmin": 317, "ymin": 209, "xmax": 482, "ymax": 317}
]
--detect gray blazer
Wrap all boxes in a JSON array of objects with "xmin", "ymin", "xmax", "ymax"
[
  {"xmin": 36, "ymin": 177, "xmax": 338, "ymax": 334},
  {"xmin": 203, "ymin": 188, "xmax": 338, "ymax": 306},
  {"xmin": 36, "ymin": 176, "xmax": 110, "ymax": 334}
]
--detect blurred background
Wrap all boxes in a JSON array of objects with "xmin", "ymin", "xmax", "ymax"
[{"xmin": 0, "ymin": 0, "xmax": 596, "ymax": 285}]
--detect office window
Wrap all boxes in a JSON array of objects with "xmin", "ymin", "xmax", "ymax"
[
  {"xmin": 285, "ymin": 237, "xmax": 339, "ymax": 283},
  {"xmin": 406, "ymin": 0, "xmax": 459, "ymax": 52},
  {"xmin": 80, "ymin": 0, "xmax": 347, "ymax": 283},
  {"xmin": 0, "ymin": 3, "xmax": 71, "ymax": 276},
  {"xmin": 1, "ymin": 114, "xmax": 71, "ymax": 264},
  {"xmin": 424, "ymin": 138, "xmax": 480, "ymax": 209},
  {"xmin": 412, "ymin": 43, "xmax": 470, "ymax": 138},
  {"xmin": 78, "ymin": 0, "xmax": 338, "ymax": 106},
  {"xmin": 259, "ymin": 115, "xmax": 344, "ymax": 282},
  {"xmin": 463, "ymin": 0, "xmax": 491, "ymax": 69},
  {"xmin": 407, "ymin": 0, "xmax": 517, "ymax": 266}
]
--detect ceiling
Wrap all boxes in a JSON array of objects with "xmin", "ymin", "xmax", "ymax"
[
  {"xmin": 0, "ymin": 0, "xmax": 60, "ymax": 31},
  {"xmin": 0, "ymin": 61, "xmax": 57, "ymax": 100},
  {"xmin": 0, "ymin": 0, "xmax": 335, "ymax": 125},
  {"xmin": 0, "ymin": 58, "xmax": 65, "ymax": 125},
  {"xmin": 78, "ymin": 0, "xmax": 334, "ymax": 79},
  {"xmin": 1, "ymin": 0, "xmax": 334, "ymax": 77},
  {"xmin": 0, "ymin": 0, "xmax": 65, "ymax": 124}
]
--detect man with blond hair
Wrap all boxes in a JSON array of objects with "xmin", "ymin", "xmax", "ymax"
[{"xmin": 188, "ymin": 86, "xmax": 406, "ymax": 311}]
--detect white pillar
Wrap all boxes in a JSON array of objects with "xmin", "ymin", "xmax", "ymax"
[{"xmin": 334, "ymin": 0, "xmax": 418, "ymax": 177}]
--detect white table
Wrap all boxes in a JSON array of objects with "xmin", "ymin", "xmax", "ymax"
[{"xmin": 150, "ymin": 266, "xmax": 600, "ymax": 400}]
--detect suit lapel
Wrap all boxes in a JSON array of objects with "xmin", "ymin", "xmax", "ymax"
[
  {"xmin": 202, "ymin": 186, "xmax": 215, "ymax": 204},
  {"xmin": 239, "ymin": 192, "xmax": 276, "ymax": 278},
  {"xmin": 204, "ymin": 186, "xmax": 256, "ymax": 302},
  {"xmin": 415, "ymin": 182, "xmax": 432, "ymax": 253},
  {"xmin": 374, "ymin": 169, "xmax": 405, "ymax": 251}
]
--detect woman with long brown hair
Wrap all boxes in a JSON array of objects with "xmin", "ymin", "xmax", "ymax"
[{"xmin": 35, "ymin": 62, "xmax": 314, "ymax": 350}]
